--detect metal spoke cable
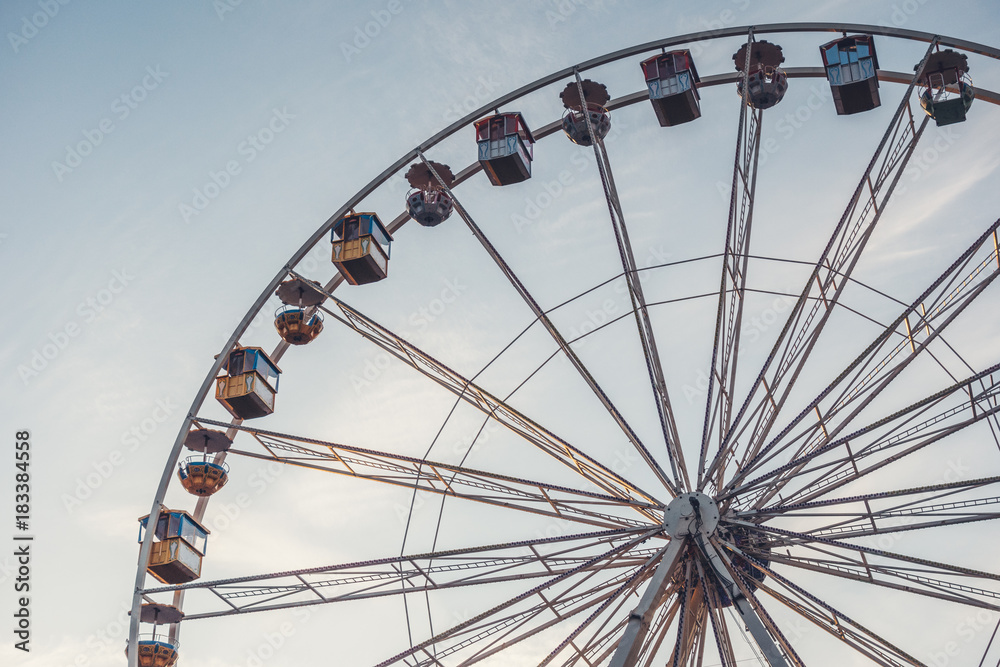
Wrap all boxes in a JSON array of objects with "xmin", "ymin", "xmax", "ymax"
[
  {"xmin": 538, "ymin": 550, "xmax": 668, "ymax": 666},
  {"xmin": 727, "ymin": 217, "xmax": 1000, "ymax": 499},
  {"xmin": 199, "ymin": 419, "xmax": 658, "ymax": 523},
  {"xmin": 308, "ymin": 286, "xmax": 663, "ymax": 511},
  {"xmin": 702, "ymin": 41, "xmax": 938, "ymax": 493},
  {"xmin": 720, "ymin": 361, "xmax": 1000, "ymax": 505},
  {"xmin": 418, "ymin": 151, "xmax": 679, "ymax": 497},
  {"xmin": 769, "ymin": 378, "xmax": 1000, "ymax": 507},
  {"xmin": 727, "ymin": 545, "xmax": 926, "ymax": 665},
  {"xmin": 980, "ymin": 616, "xmax": 1000, "ymax": 667},
  {"xmin": 699, "ymin": 28, "xmax": 760, "ymax": 492},
  {"xmin": 728, "ymin": 519, "xmax": 1000, "ymax": 584},
  {"xmin": 570, "ymin": 69, "xmax": 689, "ymax": 492},
  {"xmin": 375, "ymin": 529, "xmax": 660, "ymax": 666}
]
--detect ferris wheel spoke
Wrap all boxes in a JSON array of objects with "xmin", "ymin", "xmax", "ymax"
[
  {"xmin": 146, "ymin": 528, "xmax": 655, "ymax": 621},
  {"xmin": 699, "ymin": 30, "xmax": 764, "ymax": 492},
  {"xmin": 417, "ymin": 153, "xmax": 680, "ymax": 497},
  {"xmin": 772, "ymin": 387, "xmax": 1000, "ymax": 509},
  {"xmin": 537, "ymin": 553, "xmax": 672, "ymax": 667},
  {"xmin": 556, "ymin": 619, "xmax": 630, "ymax": 667},
  {"xmin": 373, "ymin": 529, "xmax": 659, "ymax": 666},
  {"xmin": 741, "ymin": 475, "xmax": 1000, "ymax": 522},
  {"xmin": 557, "ymin": 585, "xmax": 682, "ymax": 667},
  {"xmin": 690, "ymin": 607, "xmax": 710, "ymax": 667},
  {"xmin": 697, "ymin": 560, "xmax": 740, "ymax": 667},
  {"xmin": 666, "ymin": 581, "xmax": 706, "ymax": 667},
  {"xmin": 764, "ymin": 495, "xmax": 1000, "ymax": 540},
  {"xmin": 635, "ymin": 593, "xmax": 684, "ymax": 667},
  {"xmin": 549, "ymin": 599, "xmax": 635, "ymax": 667},
  {"xmin": 702, "ymin": 42, "xmax": 939, "ymax": 492},
  {"xmin": 704, "ymin": 535, "xmax": 804, "ymax": 666},
  {"xmin": 667, "ymin": 555, "xmax": 710, "ymax": 667},
  {"xmin": 610, "ymin": 538, "xmax": 689, "ymax": 667},
  {"xmin": 313, "ymin": 292, "xmax": 663, "ymax": 510},
  {"xmin": 197, "ymin": 418, "xmax": 658, "ymax": 529},
  {"xmin": 735, "ymin": 521, "xmax": 1000, "ymax": 608},
  {"xmin": 723, "ymin": 361, "xmax": 1000, "ymax": 507},
  {"xmin": 426, "ymin": 568, "xmax": 640, "ymax": 666},
  {"xmin": 743, "ymin": 562, "xmax": 926, "ymax": 666},
  {"xmin": 759, "ymin": 547, "xmax": 1000, "ymax": 614},
  {"xmin": 566, "ymin": 71, "xmax": 689, "ymax": 492},
  {"xmin": 727, "ymin": 217, "xmax": 1000, "ymax": 503}
]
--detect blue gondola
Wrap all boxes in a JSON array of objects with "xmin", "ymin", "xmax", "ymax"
[
  {"xmin": 820, "ymin": 35, "xmax": 881, "ymax": 115},
  {"xmin": 475, "ymin": 112, "xmax": 534, "ymax": 186},
  {"xmin": 331, "ymin": 212, "xmax": 393, "ymax": 284},
  {"xmin": 138, "ymin": 510, "xmax": 210, "ymax": 585},
  {"xmin": 215, "ymin": 346, "xmax": 281, "ymax": 420}
]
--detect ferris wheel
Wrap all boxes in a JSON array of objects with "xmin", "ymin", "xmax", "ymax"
[{"xmin": 127, "ymin": 23, "xmax": 1000, "ymax": 666}]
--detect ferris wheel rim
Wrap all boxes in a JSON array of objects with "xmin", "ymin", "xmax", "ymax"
[{"xmin": 128, "ymin": 22, "xmax": 1000, "ymax": 667}]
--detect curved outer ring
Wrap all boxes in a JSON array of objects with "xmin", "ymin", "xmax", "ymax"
[{"xmin": 128, "ymin": 22, "xmax": 1000, "ymax": 664}]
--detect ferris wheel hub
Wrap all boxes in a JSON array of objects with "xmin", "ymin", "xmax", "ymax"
[{"xmin": 663, "ymin": 491, "xmax": 719, "ymax": 538}]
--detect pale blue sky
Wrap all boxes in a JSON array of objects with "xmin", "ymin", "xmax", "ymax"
[{"xmin": 3, "ymin": 1, "xmax": 1000, "ymax": 665}]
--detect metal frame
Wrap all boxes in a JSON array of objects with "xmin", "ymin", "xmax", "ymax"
[{"xmin": 129, "ymin": 23, "xmax": 1000, "ymax": 667}]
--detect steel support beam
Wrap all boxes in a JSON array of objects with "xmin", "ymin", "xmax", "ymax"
[
  {"xmin": 697, "ymin": 537, "xmax": 791, "ymax": 667},
  {"xmin": 609, "ymin": 537, "xmax": 686, "ymax": 667}
]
